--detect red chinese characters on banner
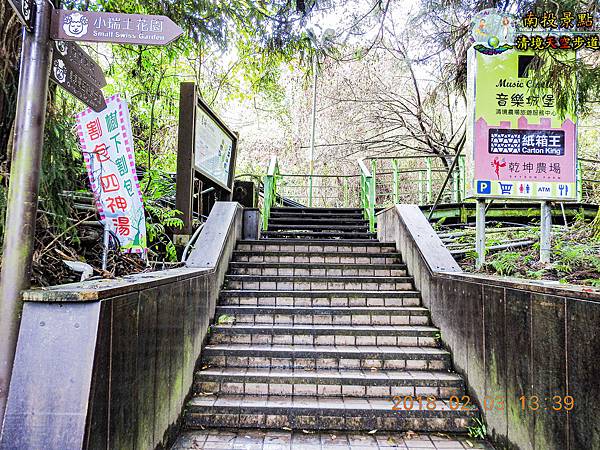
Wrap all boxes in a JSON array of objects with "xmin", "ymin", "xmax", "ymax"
[{"xmin": 75, "ymin": 94, "xmax": 147, "ymax": 253}]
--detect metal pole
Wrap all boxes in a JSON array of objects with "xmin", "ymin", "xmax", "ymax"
[
  {"xmin": 308, "ymin": 54, "xmax": 318, "ymax": 207},
  {"xmin": 540, "ymin": 201, "xmax": 552, "ymax": 264},
  {"xmin": 0, "ymin": 0, "xmax": 53, "ymax": 430},
  {"xmin": 426, "ymin": 158, "xmax": 432, "ymax": 203},
  {"xmin": 101, "ymin": 223, "xmax": 110, "ymax": 271},
  {"xmin": 475, "ymin": 199, "xmax": 486, "ymax": 269}
]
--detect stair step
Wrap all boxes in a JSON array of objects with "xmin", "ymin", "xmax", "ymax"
[
  {"xmin": 214, "ymin": 305, "xmax": 429, "ymax": 325},
  {"xmin": 185, "ymin": 394, "xmax": 477, "ymax": 431},
  {"xmin": 237, "ymin": 239, "xmax": 395, "ymax": 251},
  {"xmin": 268, "ymin": 225, "xmax": 369, "ymax": 232},
  {"xmin": 262, "ymin": 230, "xmax": 376, "ymax": 239},
  {"xmin": 232, "ymin": 251, "xmax": 402, "ymax": 264},
  {"xmin": 194, "ymin": 368, "xmax": 465, "ymax": 398},
  {"xmin": 225, "ymin": 275, "xmax": 414, "ymax": 291},
  {"xmin": 269, "ymin": 217, "xmax": 368, "ymax": 225},
  {"xmin": 219, "ymin": 290, "xmax": 421, "ymax": 307},
  {"xmin": 202, "ymin": 344, "xmax": 450, "ymax": 370},
  {"xmin": 271, "ymin": 208, "xmax": 363, "ymax": 215},
  {"xmin": 270, "ymin": 213, "xmax": 366, "ymax": 220},
  {"xmin": 209, "ymin": 324, "xmax": 439, "ymax": 347},
  {"xmin": 228, "ymin": 262, "xmax": 407, "ymax": 277}
]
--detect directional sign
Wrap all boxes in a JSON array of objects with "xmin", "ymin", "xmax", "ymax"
[
  {"xmin": 50, "ymin": 10, "xmax": 183, "ymax": 45},
  {"xmin": 51, "ymin": 52, "xmax": 106, "ymax": 112},
  {"xmin": 7, "ymin": 0, "xmax": 35, "ymax": 29},
  {"xmin": 52, "ymin": 41, "xmax": 106, "ymax": 88}
]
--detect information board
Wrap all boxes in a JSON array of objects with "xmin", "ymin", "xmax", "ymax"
[
  {"xmin": 467, "ymin": 47, "xmax": 578, "ymax": 201},
  {"xmin": 193, "ymin": 104, "xmax": 234, "ymax": 188}
]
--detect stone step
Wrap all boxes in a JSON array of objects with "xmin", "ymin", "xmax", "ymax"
[
  {"xmin": 224, "ymin": 275, "xmax": 414, "ymax": 291},
  {"xmin": 214, "ymin": 305, "xmax": 429, "ymax": 325},
  {"xmin": 271, "ymin": 207, "xmax": 364, "ymax": 215},
  {"xmin": 209, "ymin": 324, "xmax": 439, "ymax": 347},
  {"xmin": 268, "ymin": 224, "xmax": 369, "ymax": 231},
  {"xmin": 194, "ymin": 368, "xmax": 465, "ymax": 398},
  {"xmin": 269, "ymin": 217, "xmax": 368, "ymax": 225},
  {"xmin": 261, "ymin": 230, "xmax": 377, "ymax": 239},
  {"xmin": 228, "ymin": 262, "xmax": 408, "ymax": 277},
  {"xmin": 219, "ymin": 290, "xmax": 422, "ymax": 307},
  {"xmin": 269, "ymin": 213, "xmax": 366, "ymax": 220},
  {"xmin": 232, "ymin": 251, "xmax": 403, "ymax": 264},
  {"xmin": 185, "ymin": 394, "xmax": 478, "ymax": 432},
  {"xmin": 236, "ymin": 240, "xmax": 396, "ymax": 253},
  {"xmin": 202, "ymin": 344, "xmax": 451, "ymax": 370}
]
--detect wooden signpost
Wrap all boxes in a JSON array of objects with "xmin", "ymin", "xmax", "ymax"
[
  {"xmin": 6, "ymin": 0, "xmax": 35, "ymax": 29},
  {"xmin": 0, "ymin": 0, "xmax": 183, "ymax": 432}
]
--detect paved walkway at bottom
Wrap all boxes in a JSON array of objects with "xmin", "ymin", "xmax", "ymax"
[{"xmin": 172, "ymin": 429, "xmax": 495, "ymax": 449}]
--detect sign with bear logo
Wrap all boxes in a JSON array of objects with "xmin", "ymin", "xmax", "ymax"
[
  {"xmin": 50, "ymin": 10, "xmax": 183, "ymax": 45},
  {"xmin": 7, "ymin": 0, "xmax": 35, "ymax": 29},
  {"xmin": 50, "ymin": 51, "xmax": 106, "ymax": 112}
]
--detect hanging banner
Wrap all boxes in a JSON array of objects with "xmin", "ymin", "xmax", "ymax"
[
  {"xmin": 467, "ymin": 46, "xmax": 578, "ymax": 201},
  {"xmin": 75, "ymin": 94, "xmax": 147, "ymax": 253}
]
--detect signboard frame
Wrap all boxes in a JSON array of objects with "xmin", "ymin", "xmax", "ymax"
[{"xmin": 175, "ymin": 82, "xmax": 238, "ymax": 236}]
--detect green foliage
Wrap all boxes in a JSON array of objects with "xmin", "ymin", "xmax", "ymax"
[
  {"xmin": 1, "ymin": 91, "xmax": 84, "ymax": 247},
  {"xmin": 217, "ymin": 314, "xmax": 235, "ymax": 325},
  {"xmin": 488, "ymin": 251, "xmax": 521, "ymax": 276},
  {"xmin": 467, "ymin": 417, "xmax": 487, "ymax": 439}
]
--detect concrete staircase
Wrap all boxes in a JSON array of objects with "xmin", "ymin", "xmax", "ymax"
[{"xmin": 183, "ymin": 207, "xmax": 478, "ymax": 432}]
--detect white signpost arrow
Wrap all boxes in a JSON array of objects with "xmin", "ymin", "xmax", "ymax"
[{"xmin": 50, "ymin": 10, "xmax": 184, "ymax": 45}]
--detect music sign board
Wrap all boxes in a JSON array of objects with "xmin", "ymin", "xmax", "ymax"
[
  {"xmin": 75, "ymin": 95, "xmax": 147, "ymax": 253},
  {"xmin": 467, "ymin": 46, "xmax": 578, "ymax": 201}
]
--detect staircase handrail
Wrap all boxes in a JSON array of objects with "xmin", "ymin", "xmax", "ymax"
[
  {"xmin": 358, "ymin": 158, "xmax": 376, "ymax": 232},
  {"xmin": 262, "ymin": 156, "xmax": 280, "ymax": 230}
]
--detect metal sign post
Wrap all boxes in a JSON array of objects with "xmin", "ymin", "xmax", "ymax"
[
  {"xmin": 475, "ymin": 199, "xmax": 486, "ymax": 269},
  {"xmin": 0, "ymin": 0, "xmax": 53, "ymax": 430},
  {"xmin": 540, "ymin": 201, "xmax": 552, "ymax": 263}
]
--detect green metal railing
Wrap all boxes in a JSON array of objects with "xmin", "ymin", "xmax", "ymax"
[
  {"xmin": 358, "ymin": 159, "xmax": 376, "ymax": 232},
  {"xmin": 262, "ymin": 156, "xmax": 280, "ymax": 230},
  {"xmin": 258, "ymin": 154, "xmax": 600, "ymax": 231}
]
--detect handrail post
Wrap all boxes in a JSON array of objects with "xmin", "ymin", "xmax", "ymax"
[
  {"xmin": 577, "ymin": 160, "xmax": 582, "ymax": 202},
  {"xmin": 391, "ymin": 159, "xmax": 399, "ymax": 204},
  {"xmin": 368, "ymin": 175, "xmax": 375, "ymax": 232},
  {"xmin": 343, "ymin": 177, "xmax": 349, "ymax": 207},
  {"xmin": 262, "ymin": 156, "xmax": 279, "ymax": 230},
  {"xmin": 452, "ymin": 162, "xmax": 459, "ymax": 203},
  {"xmin": 459, "ymin": 155, "xmax": 466, "ymax": 201},
  {"xmin": 426, "ymin": 157, "xmax": 432, "ymax": 203},
  {"xmin": 418, "ymin": 170, "xmax": 424, "ymax": 205}
]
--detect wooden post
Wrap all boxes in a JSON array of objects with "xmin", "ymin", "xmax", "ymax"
[{"xmin": 175, "ymin": 82, "xmax": 196, "ymax": 238}]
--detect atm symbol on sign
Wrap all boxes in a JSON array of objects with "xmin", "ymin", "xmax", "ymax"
[{"xmin": 477, "ymin": 180, "xmax": 491, "ymax": 194}]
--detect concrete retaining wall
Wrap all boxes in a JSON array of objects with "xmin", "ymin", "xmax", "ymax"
[
  {"xmin": 378, "ymin": 204, "xmax": 600, "ymax": 450},
  {"xmin": 0, "ymin": 202, "xmax": 243, "ymax": 450}
]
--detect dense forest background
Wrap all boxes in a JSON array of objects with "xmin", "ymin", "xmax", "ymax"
[{"xmin": 1, "ymin": 0, "xmax": 600, "ymax": 283}]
